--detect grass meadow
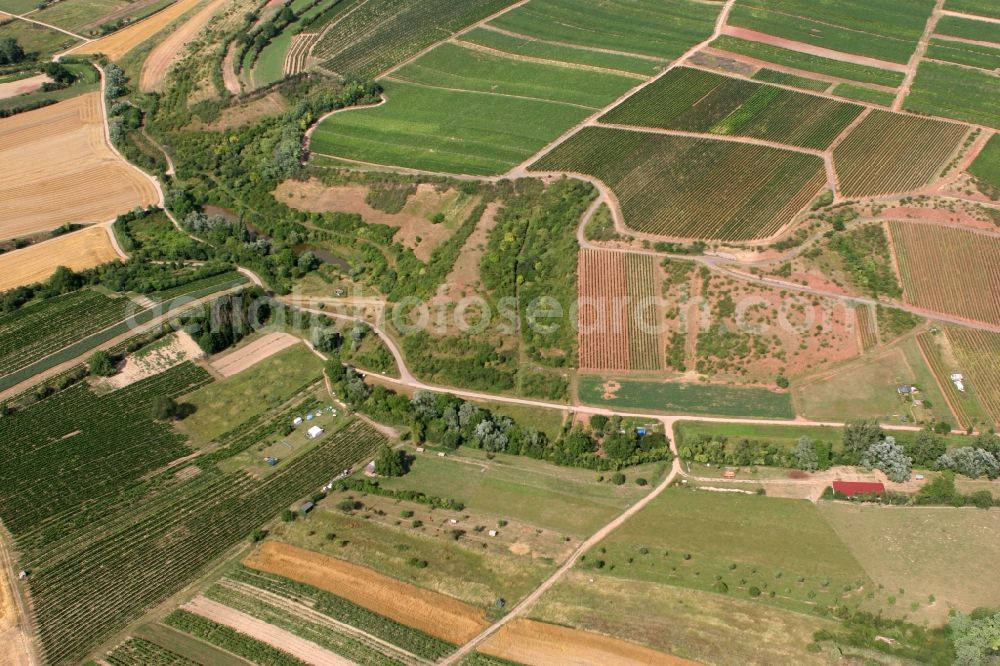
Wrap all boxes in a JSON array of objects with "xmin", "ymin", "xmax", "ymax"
[
  {"xmin": 180, "ymin": 342, "xmax": 323, "ymax": 442},
  {"xmin": 579, "ymin": 375, "xmax": 796, "ymax": 419}
]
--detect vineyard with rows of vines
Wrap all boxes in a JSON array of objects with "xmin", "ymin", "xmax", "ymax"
[
  {"xmin": 625, "ymin": 253, "xmax": 661, "ymax": 371},
  {"xmin": 0, "ymin": 362, "xmax": 212, "ymax": 535},
  {"xmin": 533, "ymin": 126, "xmax": 826, "ymax": 240},
  {"xmin": 578, "ymin": 250, "xmax": 630, "ymax": 371},
  {"xmin": 946, "ymin": 328, "xmax": 1000, "ymax": 426},
  {"xmin": 229, "ymin": 566, "xmax": 457, "ymax": 659},
  {"xmin": 833, "ymin": 110, "xmax": 969, "ymax": 197},
  {"xmin": 916, "ymin": 331, "xmax": 976, "ymax": 429},
  {"xmin": 855, "ymin": 305, "xmax": 878, "ymax": 351},
  {"xmin": 106, "ymin": 638, "xmax": 199, "ymax": 666},
  {"xmin": 889, "ymin": 221, "xmax": 1000, "ymax": 326},
  {"xmin": 311, "ymin": 0, "xmax": 517, "ymax": 79},
  {"xmin": 12, "ymin": 399, "xmax": 384, "ymax": 665},
  {"xmin": 601, "ymin": 67, "xmax": 863, "ymax": 149},
  {"xmin": 164, "ymin": 610, "xmax": 307, "ymax": 666},
  {"xmin": 0, "ymin": 289, "xmax": 130, "ymax": 379}
]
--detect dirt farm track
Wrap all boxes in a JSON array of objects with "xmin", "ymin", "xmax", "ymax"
[{"xmin": 0, "ymin": 93, "xmax": 159, "ymax": 240}]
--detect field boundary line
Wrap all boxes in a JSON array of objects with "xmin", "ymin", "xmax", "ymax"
[
  {"xmin": 595, "ymin": 122, "xmax": 828, "ymax": 157},
  {"xmin": 452, "ymin": 39, "xmax": 647, "ymax": 80},
  {"xmin": 7, "ymin": 13, "xmax": 89, "ymax": 42},
  {"xmin": 381, "ymin": 75, "xmax": 600, "ymax": 110},
  {"xmin": 718, "ymin": 26, "xmax": 909, "ymax": 73},
  {"xmin": 894, "ymin": 0, "xmax": 946, "ymax": 111},
  {"xmin": 940, "ymin": 9, "xmax": 1000, "ymax": 25},
  {"xmin": 475, "ymin": 24, "xmax": 668, "ymax": 63}
]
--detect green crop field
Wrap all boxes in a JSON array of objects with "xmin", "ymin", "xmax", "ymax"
[
  {"xmin": 579, "ymin": 375, "xmax": 796, "ymax": 419},
  {"xmin": 728, "ymin": 0, "xmax": 936, "ymax": 64},
  {"xmin": 488, "ymin": 0, "xmax": 720, "ymax": 61},
  {"xmin": 945, "ymin": 0, "xmax": 1000, "ymax": 18},
  {"xmin": 129, "ymin": 623, "xmax": 254, "ymax": 666},
  {"xmin": 458, "ymin": 28, "xmax": 663, "ymax": 76},
  {"xmin": 379, "ymin": 447, "xmax": 667, "ymax": 536},
  {"xmin": 925, "ymin": 38, "xmax": 1000, "ymax": 71},
  {"xmin": 253, "ymin": 26, "xmax": 294, "ymax": 88},
  {"xmin": 181, "ymin": 342, "xmax": 323, "ymax": 442},
  {"xmin": 833, "ymin": 109, "xmax": 969, "ymax": 196},
  {"xmin": 588, "ymin": 488, "xmax": 870, "ymax": 614},
  {"xmin": 936, "ymin": 15, "xmax": 1000, "ymax": 44},
  {"xmin": 532, "ymin": 126, "xmax": 826, "ymax": 240},
  {"xmin": 832, "ymin": 83, "xmax": 895, "ymax": 106},
  {"xmin": 601, "ymin": 67, "xmax": 863, "ymax": 149},
  {"xmin": 751, "ymin": 68, "xmax": 830, "ymax": 91},
  {"xmin": 0, "ymin": 18, "xmax": 80, "ymax": 59},
  {"xmin": 390, "ymin": 43, "xmax": 637, "ymax": 109},
  {"xmin": 310, "ymin": 80, "xmax": 591, "ymax": 175},
  {"xmin": 970, "ymin": 132, "xmax": 1000, "ymax": 191},
  {"xmin": 710, "ymin": 36, "xmax": 906, "ymax": 87},
  {"xmin": 0, "ymin": 289, "xmax": 130, "ymax": 380},
  {"xmin": 0, "ymin": 0, "xmax": 43, "ymax": 12},
  {"xmin": 905, "ymin": 61, "xmax": 1000, "ymax": 129},
  {"xmin": 310, "ymin": 0, "xmax": 517, "ymax": 78}
]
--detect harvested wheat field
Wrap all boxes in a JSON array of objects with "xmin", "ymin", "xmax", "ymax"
[
  {"xmin": 480, "ymin": 618, "xmax": 694, "ymax": 666},
  {"xmin": 0, "ymin": 93, "xmax": 159, "ymax": 239},
  {"xmin": 0, "ymin": 225, "xmax": 120, "ymax": 291},
  {"xmin": 210, "ymin": 332, "xmax": 301, "ymax": 377},
  {"xmin": 72, "ymin": 0, "xmax": 203, "ymax": 61},
  {"xmin": 140, "ymin": 0, "xmax": 229, "ymax": 91},
  {"xmin": 244, "ymin": 541, "xmax": 489, "ymax": 644}
]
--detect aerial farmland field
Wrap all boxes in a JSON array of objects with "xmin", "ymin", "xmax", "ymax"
[
  {"xmin": 532, "ymin": 126, "xmax": 826, "ymax": 240},
  {"xmin": 0, "ymin": 225, "xmax": 120, "ymax": 292},
  {"xmin": 601, "ymin": 66, "xmax": 862, "ymax": 149},
  {"xmin": 487, "ymin": 0, "xmax": 721, "ymax": 61},
  {"xmin": 889, "ymin": 221, "xmax": 1000, "ymax": 327},
  {"xmin": 904, "ymin": 61, "xmax": 1000, "ymax": 129},
  {"xmin": 946, "ymin": 328, "xmax": 1000, "ymax": 426},
  {"xmin": 72, "ymin": 0, "xmax": 205, "ymax": 60},
  {"xmin": 0, "ymin": 92, "xmax": 160, "ymax": 239},
  {"xmin": 833, "ymin": 110, "xmax": 969, "ymax": 197},
  {"xmin": 727, "ymin": 0, "xmax": 936, "ymax": 64}
]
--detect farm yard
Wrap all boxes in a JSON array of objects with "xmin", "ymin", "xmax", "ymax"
[
  {"xmin": 889, "ymin": 221, "xmax": 1000, "ymax": 326},
  {"xmin": 833, "ymin": 111, "xmax": 969, "ymax": 197},
  {"xmin": 601, "ymin": 67, "xmax": 863, "ymax": 150},
  {"xmin": 0, "ymin": 225, "xmax": 120, "ymax": 292},
  {"xmin": 532, "ymin": 126, "xmax": 826, "ymax": 240},
  {"xmin": 0, "ymin": 93, "xmax": 160, "ymax": 239}
]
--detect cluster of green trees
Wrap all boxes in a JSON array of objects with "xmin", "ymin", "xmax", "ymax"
[
  {"xmin": 0, "ymin": 38, "xmax": 25, "ymax": 66},
  {"xmin": 326, "ymin": 369, "xmax": 670, "ymax": 470},
  {"xmin": 826, "ymin": 224, "xmax": 902, "ymax": 298},
  {"xmin": 177, "ymin": 288, "xmax": 271, "ymax": 354}
]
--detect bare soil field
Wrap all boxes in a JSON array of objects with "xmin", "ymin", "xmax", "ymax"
[
  {"xmin": 72, "ymin": 0, "xmax": 204, "ymax": 60},
  {"xmin": 0, "ymin": 93, "xmax": 159, "ymax": 239},
  {"xmin": 183, "ymin": 596, "xmax": 355, "ymax": 666},
  {"xmin": 140, "ymin": 0, "xmax": 230, "ymax": 91},
  {"xmin": 243, "ymin": 541, "xmax": 490, "ymax": 644},
  {"xmin": 0, "ymin": 73, "xmax": 50, "ymax": 100},
  {"xmin": 275, "ymin": 179, "xmax": 480, "ymax": 261},
  {"xmin": 0, "ymin": 225, "xmax": 120, "ymax": 291},
  {"xmin": 210, "ymin": 332, "xmax": 301, "ymax": 377},
  {"xmin": 0, "ymin": 538, "xmax": 31, "ymax": 666},
  {"xmin": 480, "ymin": 618, "xmax": 694, "ymax": 666},
  {"xmin": 105, "ymin": 331, "xmax": 204, "ymax": 388}
]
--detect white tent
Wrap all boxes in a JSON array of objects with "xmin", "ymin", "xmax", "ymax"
[{"xmin": 306, "ymin": 425, "xmax": 325, "ymax": 439}]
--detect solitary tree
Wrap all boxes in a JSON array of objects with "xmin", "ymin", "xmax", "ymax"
[
  {"xmin": 374, "ymin": 444, "xmax": 407, "ymax": 477},
  {"xmin": 151, "ymin": 396, "xmax": 178, "ymax": 421},
  {"xmin": 842, "ymin": 419, "xmax": 882, "ymax": 465},
  {"xmin": 88, "ymin": 350, "xmax": 115, "ymax": 377},
  {"xmin": 792, "ymin": 436, "xmax": 818, "ymax": 472}
]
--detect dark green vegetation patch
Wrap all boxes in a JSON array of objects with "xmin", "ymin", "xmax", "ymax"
[{"xmin": 601, "ymin": 67, "xmax": 863, "ymax": 149}]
